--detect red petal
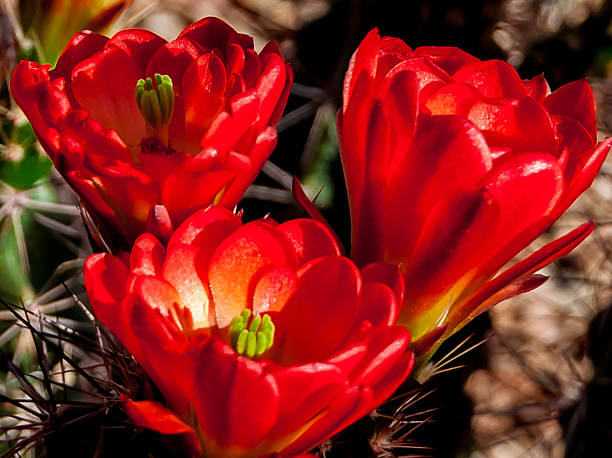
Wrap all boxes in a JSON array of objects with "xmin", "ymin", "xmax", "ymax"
[
  {"xmin": 559, "ymin": 138, "xmax": 612, "ymax": 212},
  {"xmin": 325, "ymin": 341, "xmax": 368, "ymax": 377},
  {"xmin": 132, "ymin": 276, "xmax": 183, "ymax": 329},
  {"xmin": 121, "ymin": 395, "xmax": 195, "ymax": 435},
  {"xmin": 83, "ymin": 253, "xmax": 129, "ymax": 326},
  {"xmin": 480, "ymin": 152, "xmax": 564, "ymax": 258},
  {"xmin": 374, "ymin": 35, "xmax": 414, "ymax": 80},
  {"xmin": 339, "ymin": 71, "xmax": 375, "ymax": 213},
  {"xmin": 243, "ymin": 47, "xmax": 262, "ymax": 87},
  {"xmin": 361, "ymin": 262, "xmax": 405, "ymax": 307},
  {"xmin": 281, "ymin": 385, "xmax": 371, "ymax": 456},
  {"xmin": 448, "ymin": 223, "xmax": 593, "ymax": 332},
  {"xmin": 343, "ymin": 28, "xmax": 384, "ymax": 107},
  {"xmin": 343, "ymin": 28, "xmax": 412, "ymax": 106},
  {"xmin": 553, "ymin": 115, "xmax": 594, "ymax": 158},
  {"xmin": 81, "ymin": 158, "xmax": 161, "ymax": 243},
  {"xmin": 65, "ymin": 170, "xmax": 127, "ymax": 243},
  {"xmin": 412, "ymin": 46, "xmax": 480, "ymax": 74},
  {"xmin": 208, "ymin": 221, "xmax": 298, "ymax": 329},
  {"xmin": 400, "ymin": 189, "xmax": 498, "ymax": 321},
  {"xmin": 51, "ymin": 31, "xmax": 108, "ymax": 81},
  {"xmin": 260, "ymin": 58, "xmax": 292, "ymax": 125},
  {"xmin": 355, "ymin": 281, "xmax": 399, "ymax": 328},
  {"xmin": 453, "ymin": 60, "xmax": 527, "ymax": 98},
  {"xmin": 178, "ymin": 17, "xmax": 254, "ymax": 52},
  {"xmin": 458, "ymin": 274, "xmax": 548, "ymax": 327},
  {"xmin": 391, "ymin": 57, "xmax": 450, "ymax": 95},
  {"xmin": 182, "ymin": 52, "xmax": 226, "ymax": 153},
  {"xmin": 11, "ymin": 62, "xmax": 65, "ymax": 158},
  {"xmin": 524, "ymin": 74, "xmax": 550, "ymax": 102},
  {"xmin": 161, "ymin": 168, "xmax": 236, "ymax": 224},
  {"xmin": 252, "ymin": 266, "xmax": 298, "ymax": 314},
  {"xmin": 128, "ymin": 291, "xmax": 202, "ymax": 416},
  {"xmin": 380, "ymin": 67, "xmax": 419, "ymax": 167},
  {"xmin": 105, "ymin": 28, "xmax": 166, "ymax": 74},
  {"xmin": 80, "ymin": 123, "xmax": 132, "ymax": 162},
  {"xmin": 71, "ymin": 46, "xmax": 146, "ymax": 146},
  {"xmin": 278, "ymin": 257, "xmax": 361, "ymax": 364},
  {"xmin": 381, "ymin": 115, "xmax": 492, "ymax": 267},
  {"xmin": 277, "ymin": 219, "xmax": 341, "ymax": 265},
  {"xmin": 256, "ymin": 52, "xmax": 290, "ymax": 125},
  {"xmin": 145, "ymin": 38, "xmax": 203, "ymax": 90},
  {"xmin": 145, "ymin": 204, "xmax": 173, "ymax": 244},
  {"xmin": 200, "ymin": 91, "xmax": 258, "ymax": 155},
  {"xmin": 193, "ymin": 340, "xmax": 279, "ymax": 451},
  {"xmin": 167, "ymin": 205, "xmax": 240, "ymax": 248},
  {"xmin": 217, "ymin": 127, "xmax": 278, "ymax": 208},
  {"xmin": 130, "ymin": 233, "xmax": 165, "ymax": 276},
  {"xmin": 544, "ymin": 79, "xmax": 597, "ymax": 142},
  {"xmin": 424, "ymin": 82, "xmax": 480, "ymax": 116},
  {"xmin": 268, "ymin": 362, "xmax": 345, "ymax": 440},
  {"xmin": 346, "ymin": 101, "xmax": 390, "ymax": 266},
  {"xmin": 352, "ymin": 327, "xmax": 411, "ymax": 387},
  {"xmin": 224, "ymin": 42, "xmax": 245, "ymax": 74},
  {"xmin": 367, "ymin": 350, "xmax": 414, "ymax": 410},
  {"xmin": 467, "ymin": 97, "xmax": 556, "ymax": 153},
  {"xmin": 162, "ymin": 243, "xmax": 214, "ymax": 330}
]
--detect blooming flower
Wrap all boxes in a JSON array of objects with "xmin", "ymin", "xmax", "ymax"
[
  {"xmin": 11, "ymin": 17, "xmax": 292, "ymax": 248},
  {"xmin": 84, "ymin": 205, "xmax": 414, "ymax": 457},
  {"xmin": 337, "ymin": 29, "xmax": 611, "ymax": 349}
]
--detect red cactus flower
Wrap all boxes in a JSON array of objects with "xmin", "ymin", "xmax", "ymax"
[
  {"xmin": 84, "ymin": 205, "xmax": 414, "ymax": 457},
  {"xmin": 337, "ymin": 29, "xmax": 611, "ymax": 349},
  {"xmin": 11, "ymin": 17, "xmax": 292, "ymax": 248}
]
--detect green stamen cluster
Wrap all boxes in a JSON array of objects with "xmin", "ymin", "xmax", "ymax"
[
  {"xmin": 229, "ymin": 310, "xmax": 275, "ymax": 358},
  {"xmin": 135, "ymin": 74, "xmax": 175, "ymax": 129}
]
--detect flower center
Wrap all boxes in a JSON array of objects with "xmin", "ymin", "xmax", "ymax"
[
  {"xmin": 135, "ymin": 74, "xmax": 175, "ymax": 145},
  {"xmin": 228, "ymin": 310, "xmax": 275, "ymax": 358}
]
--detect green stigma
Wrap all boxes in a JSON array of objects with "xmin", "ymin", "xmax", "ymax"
[
  {"xmin": 229, "ymin": 310, "xmax": 275, "ymax": 358},
  {"xmin": 135, "ymin": 73, "xmax": 175, "ymax": 130}
]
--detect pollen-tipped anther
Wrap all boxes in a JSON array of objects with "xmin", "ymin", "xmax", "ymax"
[
  {"xmin": 135, "ymin": 73, "xmax": 175, "ymax": 130},
  {"xmin": 229, "ymin": 310, "xmax": 275, "ymax": 358}
]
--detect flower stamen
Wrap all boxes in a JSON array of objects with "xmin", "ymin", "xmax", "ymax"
[
  {"xmin": 135, "ymin": 74, "xmax": 175, "ymax": 144},
  {"xmin": 229, "ymin": 309, "xmax": 275, "ymax": 358}
]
